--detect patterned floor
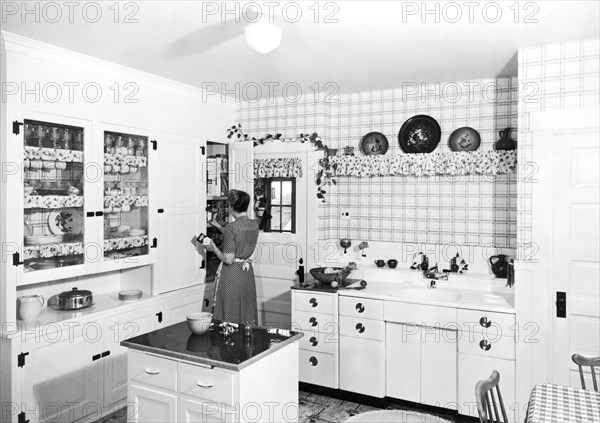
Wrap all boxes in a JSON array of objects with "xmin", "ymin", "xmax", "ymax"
[{"xmin": 93, "ymin": 391, "xmax": 458, "ymax": 423}]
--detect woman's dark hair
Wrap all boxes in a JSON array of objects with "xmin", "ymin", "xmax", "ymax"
[{"xmin": 227, "ymin": 189, "xmax": 250, "ymax": 213}]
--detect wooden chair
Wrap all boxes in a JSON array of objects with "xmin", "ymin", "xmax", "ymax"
[
  {"xmin": 572, "ymin": 353, "xmax": 600, "ymax": 391},
  {"xmin": 475, "ymin": 370, "xmax": 508, "ymax": 423}
]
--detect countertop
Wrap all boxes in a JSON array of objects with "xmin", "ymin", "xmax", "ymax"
[
  {"xmin": 120, "ymin": 321, "xmax": 303, "ymax": 371},
  {"xmin": 293, "ymin": 271, "xmax": 515, "ymax": 313}
]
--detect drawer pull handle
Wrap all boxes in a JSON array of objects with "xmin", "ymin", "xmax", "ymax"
[
  {"xmin": 309, "ymin": 317, "xmax": 318, "ymax": 327},
  {"xmin": 309, "ymin": 298, "xmax": 318, "ymax": 307},
  {"xmin": 309, "ymin": 356, "xmax": 318, "ymax": 366},
  {"xmin": 309, "ymin": 336, "xmax": 318, "ymax": 346},
  {"xmin": 355, "ymin": 323, "xmax": 365, "ymax": 333},
  {"xmin": 355, "ymin": 303, "xmax": 365, "ymax": 313},
  {"xmin": 479, "ymin": 317, "xmax": 491, "ymax": 328},
  {"xmin": 196, "ymin": 382, "xmax": 214, "ymax": 388},
  {"xmin": 144, "ymin": 368, "xmax": 160, "ymax": 375},
  {"xmin": 479, "ymin": 340, "xmax": 492, "ymax": 351}
]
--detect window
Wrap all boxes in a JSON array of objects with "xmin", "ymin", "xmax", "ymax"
[{"xmin": 255, "ymin": 178, "xmax": 296, "ymax": 233}]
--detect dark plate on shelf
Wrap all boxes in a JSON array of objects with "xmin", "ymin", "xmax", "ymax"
[
  {"xmin": 398, "ymin": 115, "xmax": 441, "ymax": 153},
  {"xmin": 360, "ymin": 132, "xmax": 389, "ymax": 155},
  {"xmin": 448, "ymin": 127, "xmax": 481, "ymax": 151}
]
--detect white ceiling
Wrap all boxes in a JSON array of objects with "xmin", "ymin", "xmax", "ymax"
[{"xmin": 3, "ymin": 1, "xmax": 599, "ymax": 97}]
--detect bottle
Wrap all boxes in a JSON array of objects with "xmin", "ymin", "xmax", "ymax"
[{"xmin": 127, "ymin": 138, "xmax": 136, "ymax": 156}]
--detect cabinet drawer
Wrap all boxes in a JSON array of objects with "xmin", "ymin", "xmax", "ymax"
[
  {"xmin": 458, "ymin": 332, "xmax": 515, "ymax": 360},
  {"xmin": 340, "ymin": 316, "xmax": 385, "ymax": 341},
  {"xmin": 292, "ymin": 310, "xmax": 337, "ymax": 336},
  {"xmin": 339, "ymin": 296, "xmax": 383, "ymax": 320},
  {"xmin": 293, "ymin": 291, "xmax": 335, "ymax": 314},
  {"xmin": 299, "ymin": 350, "xmax": 334, "ymax": 388},
  {"xmin": 178, "ymin": 362, "xmax": 235, "ymax": 406},
  {"xmin": 129, "ymin": 351, "xmax": 177, "ymax": 392},
  {"xmin": 458, "ymin": 309, "xmax": 516, "ymax": 340},
  {"xmin": 298, "ymin": 328, "xmax": 337, "ymax": 355},
  {"xmin": 384, "ymin": 301, "xmax": 457, "ymax": 328}
]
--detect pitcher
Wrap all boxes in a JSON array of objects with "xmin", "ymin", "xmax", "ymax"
[{"xmin": 17, "ymin": 295, "xmax": 45, "ymax": 321}]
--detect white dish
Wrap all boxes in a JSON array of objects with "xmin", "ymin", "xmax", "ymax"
[
  {"xmin": 48, "ymin": 208, "xmax": 84, "ymax": 235},
  {"xmin": 118, "ymin": 289, "xmax": 143, "ymax": 301},
  {"xmin": 129, "ymin": 229, "xmax": 146, "ymax": 236},
  {"xmin": 25, "ymin": 235, "xmax": 64, "ymax": 245}
]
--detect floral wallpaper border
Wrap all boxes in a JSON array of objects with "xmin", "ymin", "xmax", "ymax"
[
  {"xmin": 254, "ymin": 157, "xmax": 303, "ymax": 179},
  {"xmin": 326, "ymin": 150, "xmax": 516, "ymax": 178}
]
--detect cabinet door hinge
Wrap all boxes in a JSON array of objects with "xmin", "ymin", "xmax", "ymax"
[
  {"xmin": 92, "ymin": 353, "xmax": 101, "ymax": 361},
  {"xmin": 156, "ymin": 311, "xmax": 163, "ymax": 323},
  {"xmin": 157, "ymin": 208, "xmax": 164, "ymax": 214},
  {"xmin": 151, "ymin": 140, "xmax": 158, "ymax": 150},
  {"xmin": 18, "ymin": 411, "xmax": 29, "ymax": 423},
  {"xmin": 101, "ymin": 350, "xmax": 111, "ymax": 358},
  {"xmin": 13, "ymin": 252, "xmax": 23, "ymax": 267},
  {"xmin": 200, "ymin": 259, "xmax": 205, "ymax": 269},
  {"xmin": 12, "ymin": 121, "xmax": 23, "ymax": 135},
  {"xmin": 17, "ymin": 352, "xmax": 29, "ymax": 368},
  {"xmin": 151, "ymin": 237, "xmax": 158, "ymax": 248},
  {"xmin": 201, "ymin": 146, "xmax": 206, "ymax": 155}
]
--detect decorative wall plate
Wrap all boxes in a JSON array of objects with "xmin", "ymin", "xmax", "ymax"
[
  {"xmin": 398, "ymin": 115, "xmax": 441, "ymax": 153},
  {"xmin": 360, "ymin": 132, "xmax": 389, "ymax": 155},
  {"xmin": 448, "ymin": 127, "xmax": 481, "ymax": 151},
  {"xmin": 48, "ymin": 208, "xmax": 84, "ymax": 235}
]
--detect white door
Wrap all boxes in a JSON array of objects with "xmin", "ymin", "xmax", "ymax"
[
  {"xmin": 155, "ymin": 132, "xmax": 206, "ymax": 293},
  {"xmin": 178, "ymin": 398, "xmax": 233, "ymax": 423},
  {"xmin": 252, "ymin": 148, "xmax": 310, "ymax": 328},
  {"xmin": 551, "ymin": 124, "xmax": 600, "ymax": 387},
  {"xmin": 103, "ymin": 308, "xmax": 156, "ymax": 407},
  {"xmin": 21, "ymin": 334, "xmax": 102, "ymax": 423},
  {"xmin": 128, "ymin": 384, "xmax": 177, "ymax": 423},
  {"xmin": 386, "ymin": 323, "xmax": 421, "ymax": 403}
]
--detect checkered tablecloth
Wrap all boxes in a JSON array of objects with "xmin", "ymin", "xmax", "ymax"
[{"xmin": 526, "ymin": 383, "xmax": 600, "ymax": 423}]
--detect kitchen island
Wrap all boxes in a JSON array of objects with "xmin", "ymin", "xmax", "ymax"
[{"xmin": 121, "ymin": 321, "xmax": 302, "ymax": 422}]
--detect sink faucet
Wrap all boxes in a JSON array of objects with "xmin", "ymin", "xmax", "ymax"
[{"xmin": 429, "ymin": 280, "xmax": 437, "ymax": 289}]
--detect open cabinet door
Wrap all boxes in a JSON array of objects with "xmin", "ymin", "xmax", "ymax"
[
  {"xmin": 154, "ymin": 132, "xmax": 206, "ymax": 294},
  {"xmin": 229, "ymin": 141, "xmax": 254, "ymax": 218}
]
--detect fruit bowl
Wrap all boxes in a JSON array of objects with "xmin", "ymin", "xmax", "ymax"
[{"xmin": 309, "ymin": 267, "xmax": 351, "ymax": 284}]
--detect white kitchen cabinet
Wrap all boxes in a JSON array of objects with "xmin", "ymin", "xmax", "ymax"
[
  {"xmin": 129, "ymin": 383, "xmax": 178, "ymax": 423},
  {"xmin": 339, "ymin": 298, "xmax": 385, "ymax": 398},
  {"xmin": 102, "ymin": 304, "xmax": 164, "ymax": 408},
  {"xmin": 20, "ymin": 329, "xmax": 102, "ymax": 423},
  {"xmin": 155, "ymin": 133, "xmax": 207, "ymax": 294},
  {"xmin": 165, "ymin": 289, "xmax": 204, "ymax": 325},
  {"xmin": 291, "ymin": 290, "xmax": 338, "ymax": 389},
  {"xmin": 178, "ymin": 397, "xmax": 234, "ymax": 423},
  {"xmin": 385, "ymin": 311, "xmax": 457, "ymax": 408}
]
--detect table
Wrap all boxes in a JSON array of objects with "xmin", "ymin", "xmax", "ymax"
[{"xmin": 526, "ymin": 383, "xmax": 600, "ymax": 423}]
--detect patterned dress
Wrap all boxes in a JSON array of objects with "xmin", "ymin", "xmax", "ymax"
[{"xmin": 213, "ymin": 216, "xmax": 260, "ymax": 324}]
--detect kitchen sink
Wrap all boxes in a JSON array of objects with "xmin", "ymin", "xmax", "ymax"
[{"xmin": 394, "ymin": 288, "xmax": 461, "ymax": 302}]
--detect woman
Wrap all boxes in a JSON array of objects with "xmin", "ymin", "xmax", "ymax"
[{"xmin": 203, "ymin": 190, "xmax": 260, "ymax": 325}]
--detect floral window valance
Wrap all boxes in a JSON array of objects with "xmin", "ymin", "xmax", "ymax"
[
  {"xmin": 325, "ymin": 150, "xmax": 516, "ymax": 178},
  {"xmin": 254, "ymin": 158, "xmax": 303, "ymax": 179}
]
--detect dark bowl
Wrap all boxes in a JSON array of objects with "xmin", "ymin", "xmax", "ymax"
[{"xmin": 310, "ymin": 267, "xmax": 351, "ymax": 284}]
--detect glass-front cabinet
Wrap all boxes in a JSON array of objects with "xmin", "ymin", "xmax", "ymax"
[
  {"xmin": 13, "ymin": 113, "xmax": 156, "ymax": 286},
  {"xmin": 23, "ymin": 119, "xmax": 86, "ymax": 273},
  {"xmin": 103, "ymin": 130, "xmax": 149, "ymax": 260}
]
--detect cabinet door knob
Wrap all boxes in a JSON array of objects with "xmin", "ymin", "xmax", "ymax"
[
  {"xmin": 144, "ymin": 368, "xmax": 160, "ymax": 375},
  {"xmin": 355, "ymin": 323, "xmax": 365, "ymax": 333},
  {"xmin": 309, "ymin": 317, "xmax": 318, "ymax": 327},
  {"xmin": 196, "ymin": 382, "xmax": 214, "ymax": 388},
  {"xmin": 479, "ymin": 339, "xmax": 492, "ymax": 351},
  {"xmin": 309, "ymin": 356, "xmax": 318, "ymax": 366},
  {"xmin": 479, "ymin": 317, "xmax": 491, "ymax": 328},
  {"xmin": 309, "ymin": 336, "xmax": 318, "ymax": 347},
  {"xmin": 309, "ymin": 298, "xmax": 318, "ymax": 307},
  {"xmin": 356, "ymin": 303, "xmax": 365, "ymax": 313}
]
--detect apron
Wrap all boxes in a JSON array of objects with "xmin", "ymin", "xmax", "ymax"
[{"xmin": 211, "ymin": 258, "xmax": 252, "ymax": 313}]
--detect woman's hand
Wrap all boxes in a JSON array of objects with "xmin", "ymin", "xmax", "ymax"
[
  {"xmin": 202, "ymin": 237, "xmax": 215, "ymax": 252},
  {"xmin": 208, "ymin": 220, "xmax": 224, "ymax": 233}
]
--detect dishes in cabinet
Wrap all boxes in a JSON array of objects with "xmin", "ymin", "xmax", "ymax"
[
  {"xmin": 448, "ymin": 127, "xmax": 481, "ymax": 151},
  {"xmin": 398, "ymin": 115, "xmax": 441, "ymax": 153},
  {"xmin": 129, "ymin": 229, "xmax": 146, "ymax": 236},
  {"xmin": 34, "ymin": 181, "xmax": 70, "ymax": 196},
  {"xmin": 48, "ymin": 208, "xmax": 84, "ymax": 235},
  {"xmin": 24, "ymin": 218, "xmax": 33, "ymax": 237}
]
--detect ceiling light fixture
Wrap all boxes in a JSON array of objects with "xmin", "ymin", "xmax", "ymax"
[{"xmin": 244, "ymin": 17, "xmax": 282, "ymax": 54}]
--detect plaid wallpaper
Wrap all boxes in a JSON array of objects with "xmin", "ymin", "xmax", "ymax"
[
  {"xmin": 517, "ymin": 38, "xmax": 600, "ymax": 251},
  {"xmin": 237, "ymin": 77, "xmax": 518, "ymax": 248}
]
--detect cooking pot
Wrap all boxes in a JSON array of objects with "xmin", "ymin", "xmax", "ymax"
[{"xmin": 56, "ymin": 287, "xmax": 93, "ymax": 310}]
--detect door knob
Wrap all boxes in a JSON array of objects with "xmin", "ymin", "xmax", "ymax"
[
  {"xmin": 309, "ymin": 336, "xmax": 318, "ymax": 346},
  {"xmin": 479, "ymin": 317, "xmax": 491, "ymax": 328},
  {"xmin": 355, "ymin": 303, "xmax": 365, "ymax": 313},
  {"xmin": 355, "ymin": 323, "xmax": 365, "ymax": 333},
  {"xmin": 309, "ymin": 298, "xmax": 318, "ymax": 307},
  {"xmin": 309, "ymin": 356, "xmax": 318, "ymax": 366},
  {"xmin": 479, "ymin": 339, "xmax": 492, "ymax": 351},
  {"xmin": 309, "ymin": 317, "xmax": 318, "ymax": 327}
]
